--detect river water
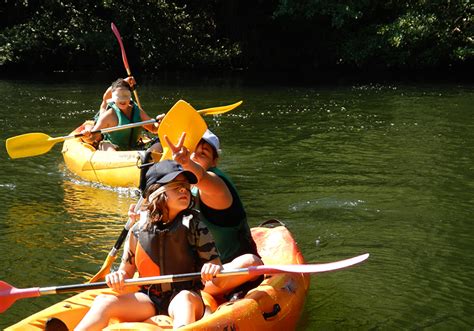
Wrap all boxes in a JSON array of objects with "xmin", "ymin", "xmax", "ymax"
[{"xmin": 0, "ymin": 77, "xmax": 473, "ymax": 330}]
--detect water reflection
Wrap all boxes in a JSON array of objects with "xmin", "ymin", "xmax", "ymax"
[
  {"xmin": 60, "ymin": 179, "xmax": 138, "ymax": 270},
  {"xmin": 62, "ymin": 178, "xmax": 135, "ymax": 220}
]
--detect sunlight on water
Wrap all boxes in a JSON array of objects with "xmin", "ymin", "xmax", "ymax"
[
  {"xmin": 0, "ymin": 80, "xmax": 473, "ymax": 329},
  {"xmin": 289, "ymin": 198, "xmax": 365, "ymax": 211}
]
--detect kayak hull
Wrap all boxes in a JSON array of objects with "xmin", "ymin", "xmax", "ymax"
[
  {"xmin": 6, "ymin": 223, "xmax": 310, "ymax": 330},
  {"xmin": 61, "ymin": 122, "xmax": 143, "ymax": 188}
]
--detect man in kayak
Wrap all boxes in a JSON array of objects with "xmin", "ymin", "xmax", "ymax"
[
  {"xmin": 164, "ymin": 129, "xmax": 264, "ymax": 301},
  {"xmin": 81, "ymin": 77, "xmax": 162, "ymax": 151},
  {"xmin": 75, "ymin": 160, "xmax": 222, "ymax": 330}
]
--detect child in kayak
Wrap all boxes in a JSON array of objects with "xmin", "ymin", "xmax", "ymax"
[
  {"xmin": 75, "ymin": 160, "xmax": 222, "ymax": 331},
  {"xmin": 164, "ymin": 130, "xmax": 264, "ymax": 301},
  {"xmin": 81, "ymin": 77, "xmax": 163, "ymax": 151}
]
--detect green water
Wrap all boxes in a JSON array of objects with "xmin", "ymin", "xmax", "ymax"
[{"xmin": 0, "ymin": 78, "xmax": 473, "ymax": 330}]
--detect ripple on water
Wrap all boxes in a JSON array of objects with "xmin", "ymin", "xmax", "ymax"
[{"xmin": 289, "ymin": 197, "xmax": 365, "ymax": 211}]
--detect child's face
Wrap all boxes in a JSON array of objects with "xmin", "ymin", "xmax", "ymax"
[
  {"xmin": 191, "ymin": 141, "xmax": 217, "ymax": 170},
  {"xmin": 111, "ymin": 87, "xmax": 131, "ymax": 110},
  {"xmin": 165, "ymin": 175, "xmax": 191, "ymax": 213}
]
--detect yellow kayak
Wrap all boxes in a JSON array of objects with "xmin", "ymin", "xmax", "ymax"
[
  {"xmin": 6, "ymin": 222, "xmax": 310, "ymax": 330},
  {"xmin": 61, "ymin": 121, "xmax": 146, "ymax": 188},
  {"xmin": 61, "ymin": 99, "xmax": 208, "ymax": 188}
]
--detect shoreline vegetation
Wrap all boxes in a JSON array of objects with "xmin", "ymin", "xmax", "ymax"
[
  {"xmin": 1, "ymin": 1, "xmax": 472, "ymax": 83},
  {"xmin": 1, "ymin": 67, "xmax": 471, "ymax": 86}
]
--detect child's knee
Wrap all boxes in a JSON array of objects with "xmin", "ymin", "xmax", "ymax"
[
  {"xmin": 169, "ymin": 290, "xmax": 203, "ymax": 317},
  {"xmin": 174, "ymin": 290, "xmax": 197, "ymax": 303}
]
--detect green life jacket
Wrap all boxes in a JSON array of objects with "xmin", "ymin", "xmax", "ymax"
[
  {"xmin": 192, "ymin": 167, "xmax": 258, "ymax": 264},
  {"xmin": 102, "ymin": 101, "xmax": 143, "ymax": 150}
]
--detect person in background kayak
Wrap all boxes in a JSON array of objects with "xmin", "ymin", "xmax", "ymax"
[
  {"xmin": 164, "ymin": 129, "xmax": 264, "ymax": 301},
  {"xmin": 75, "ymin": 160, "xmax": 222, "ymax": 331},
  {"xmin": 80, "ymin": 77, "xmax": 163, "ymax": 151}
]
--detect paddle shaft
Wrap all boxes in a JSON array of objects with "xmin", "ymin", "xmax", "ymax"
[
  {"xmin": 65, "ymin": 100, "xmax": 232, "ymax": 141},
  {"xmin": 111, "ymin": 23, "xmax": 242, "ymax": 117},
  {"xmin": 58, "ymin": 101, "xmax": 240, "ymax": 142},
  {"xmin": 0, "ymin": 253, "xmax": 369, "ymax": 313},
  {"xmin": 63, "ymin": 99, "xmax": 239, "ymax": 144},
  {"xmin": 87, "ymin": 197, "xmax": 145, "ymax": 284},
  {"xmin": 61, "ymin": 119, "xmax": 156, "ymax": 142},
  {"xmin": 45, "ymin": 270, "xmax": 249, "ymax": 295},
  {"xmin": 12, "ymin": 254, "xmax": 370, "ymax": 296},
  {"xmin": 1, "ymin": 269, "xmax": 252, "ymax": 305},
  {"xmin": 111, "ymin": 22, "xmax": 144, "ymax": 111},
  {"xmin": 5, "ymin": 99, "xmax": 241, "ymax": 159},
  {"xmin": 108, "ymin": 197, "xmax": 143, "ymax": 258}
]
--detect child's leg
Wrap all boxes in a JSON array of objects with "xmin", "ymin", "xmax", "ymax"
[
  {"xmin": 168, "ymin": 290, "xmax": 204, "ymax": 329},
  {"xmin": 75, "ymin": 292, "xmax": 155, "ymax": 331}
]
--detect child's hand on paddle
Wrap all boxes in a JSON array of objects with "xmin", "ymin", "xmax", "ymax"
[
  {"xmin": 201, "ymin": 262, "xmax": 222, "ymax": 282},
  {"xmin": 105, "ymin": 270, "xmax": 127, "ymax": 292}
]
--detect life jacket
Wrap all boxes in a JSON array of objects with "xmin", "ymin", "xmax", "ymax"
[
  {"xmin": 192, "ymin": 167, "xmax": 259, "ymax": 264},
  {"xmin": 133, "ymin": 211, "xmax": 202, "ymax": 292},
  {"xmin": 102, "ymin": 101, "xmax": 143, "ymax": 150}
]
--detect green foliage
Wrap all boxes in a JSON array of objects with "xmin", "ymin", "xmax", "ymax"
[
  {"xmin": 99, "ymin": 0, "xmax": 241, "ymax": 72},
  {"xmin": 0, "ymin": 0, "xmax": 472, "ymax": 74},
  {"xmin": 1, "ymin": 1, "xmax": 111, "ymax": 71},
  {"xmin": 375, "ymin": 1, "xmax": 473, "ymax": 67},
  {"xmin": 0, "ymin": 0, "xmax": 240, "ymax": 73},
  {"xmin": 273, "ymin": 0, "xmax": 473, "ymax": 69}
]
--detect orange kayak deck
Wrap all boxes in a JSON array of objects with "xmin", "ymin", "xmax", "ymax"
[{"xmin": 6, "ymin": 223, "xmax": 310, "ymax": 330}]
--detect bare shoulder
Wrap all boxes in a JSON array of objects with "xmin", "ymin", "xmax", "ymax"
[{"xmin": 97, "ymin": 108, "xmax": 118, "ymax": 127}]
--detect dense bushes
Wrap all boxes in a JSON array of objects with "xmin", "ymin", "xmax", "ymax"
[{"xmin": 1, "ymin": 0, "xmax": 472, "ymax": 75}]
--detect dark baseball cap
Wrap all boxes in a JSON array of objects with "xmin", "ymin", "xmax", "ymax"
[{"xmin": 143, "ymin": 160, "xmax": 197, "ymax": 193}]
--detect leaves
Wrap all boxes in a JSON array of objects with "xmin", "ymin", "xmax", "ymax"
[
  {"xmin": 0, "ymin": 0, "xmax": 239, "ymax": 72},
  {"xmin": 0, "ymin": 0, "xmax": 472, "ymax": 73}
]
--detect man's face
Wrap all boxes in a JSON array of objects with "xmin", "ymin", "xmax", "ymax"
[
  {"xmin": 191, "ymin": 141, "xmax": 217, "ymax": 170},
  {"xmin": 112, "ymin": 88, "xmax": 131, "ymax": 110}
]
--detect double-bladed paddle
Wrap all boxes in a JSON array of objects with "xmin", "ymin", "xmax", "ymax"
[
  {"xmin": 0, "ymin": 253, "xmax": 369, "ymax": 313},
  {"xmin": 5, "ymin": 100, "xmax": 242, "ymax": 159},
  {"xmin": 6, "ymin": 119, "xmax": 154, "ymax": 159}
]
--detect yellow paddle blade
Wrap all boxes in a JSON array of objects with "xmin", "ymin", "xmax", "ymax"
[
  {"xmin": 158, "ymin": 100, "xmax": 208, "ymax": 160},
  {"xmin": 6, "ymin": 133, "xmax": 64, "ymax": 159},
  {"xmin": 198, "ymin": 100, "xmax": 243, "ymax": 116}
]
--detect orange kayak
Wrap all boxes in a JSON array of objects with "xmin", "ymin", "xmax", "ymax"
[{"xmin": 6, "ymin": 222, "xmax": 310, "ymax": 330}]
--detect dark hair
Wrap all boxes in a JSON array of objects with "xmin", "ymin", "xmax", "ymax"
[
  {"xmin": 110, "ymin": 78, "xmax": 131, "ymax": 92},
  {"xmin": 144, "ymin": 184, "xmax": 169, "ymax": 226},
  {"xmin": 144, "ymin": 182, "xmax": 195, "ymax": 227}
]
